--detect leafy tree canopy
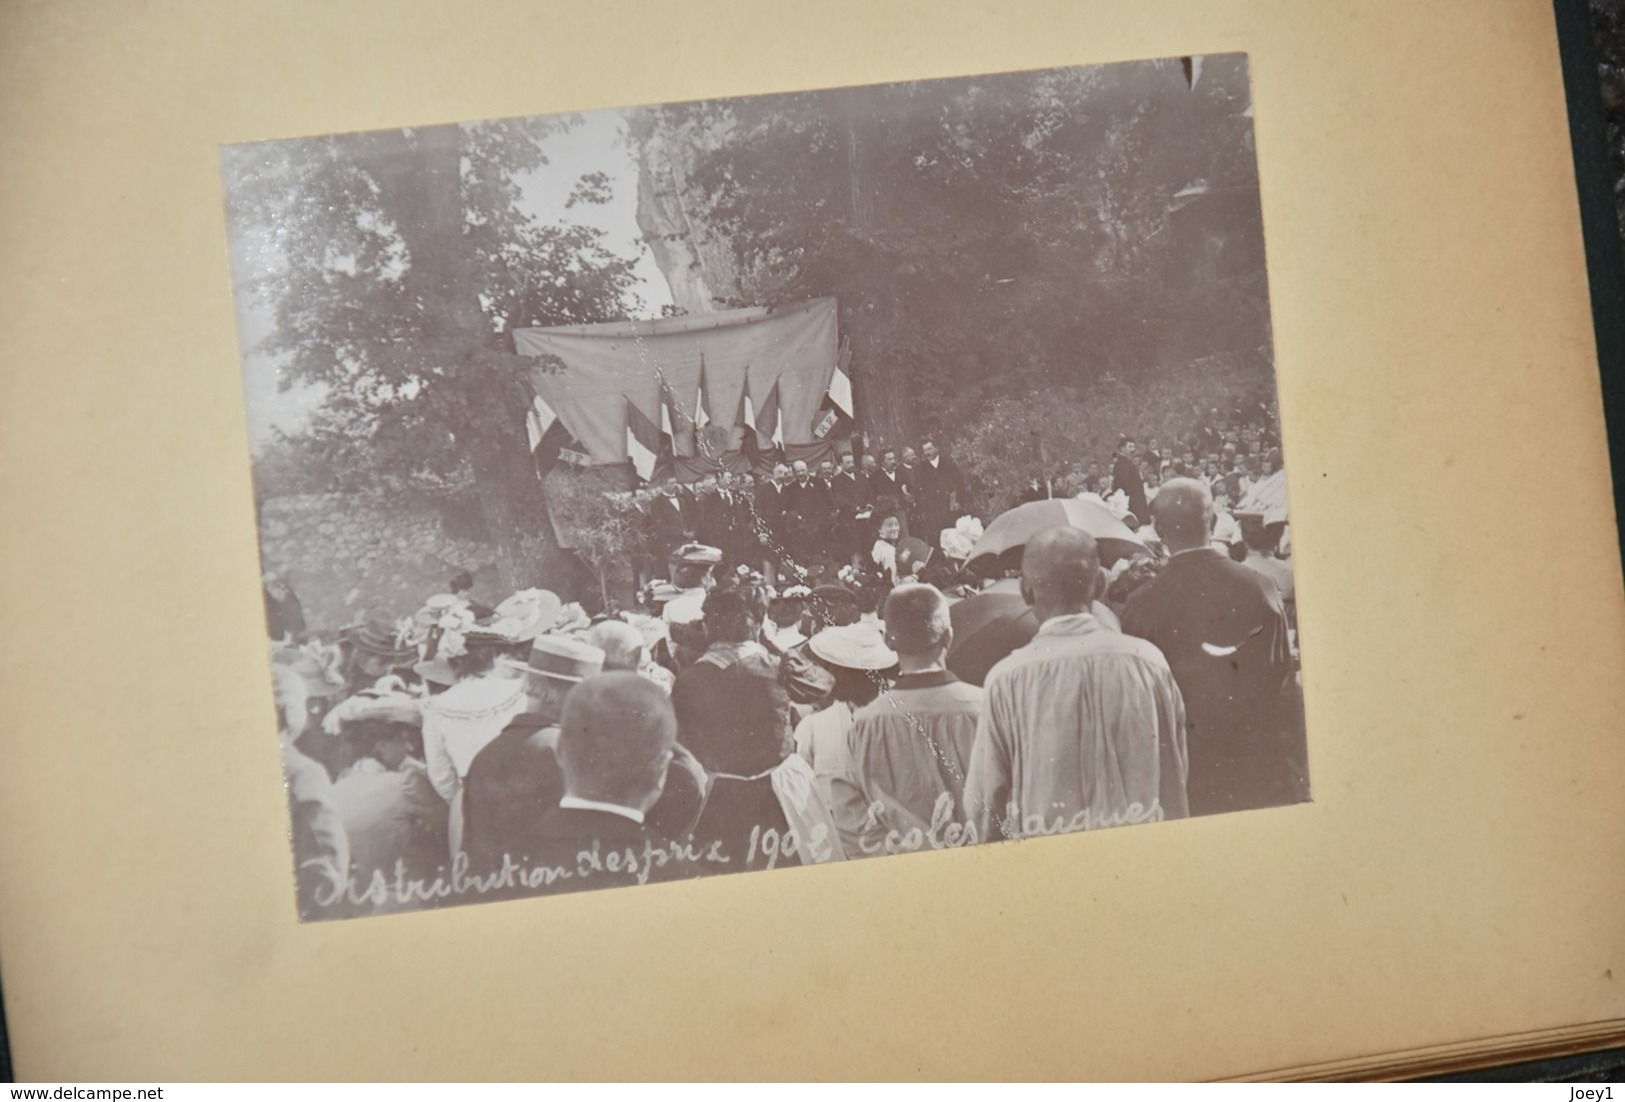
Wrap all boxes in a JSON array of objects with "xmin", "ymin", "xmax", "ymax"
[
  {"xmin": 630, "ymin": 56, "xmax": 1269, "ymax": 449},
  {"xmin": 225, "ymin": 118, "xmax": 642, "ymax": 587}
]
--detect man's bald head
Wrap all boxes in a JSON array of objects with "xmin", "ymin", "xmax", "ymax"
[
  {"xmin": 1151, "ymin": 477, "xmax": 1215, "ymax": 552},
  {"xmin": 1020, "ymin": 526, "xmax": 1101, "ymax": 620}
]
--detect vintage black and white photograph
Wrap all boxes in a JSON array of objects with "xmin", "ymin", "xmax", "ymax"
[{"xmin": 222, "ymin": 52, "xmax": 1307, "ymax": 922}]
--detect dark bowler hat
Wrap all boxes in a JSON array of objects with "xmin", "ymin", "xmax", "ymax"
[
  {"xmin": 460, "ymin": 628, "xmax": 514, "ymax": 652},
  {"xmin": 507, "ymin": 635, "xmax": 605, "ymax": 684},
  {"xmin": 347, "ymin": 619, "xmax": 416, "ymax": 663},
  {"xmin": 412, "ymin": 655, "xmax": 457, "ymax": 688}
]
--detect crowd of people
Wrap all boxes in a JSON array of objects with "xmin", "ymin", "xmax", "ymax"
[
  {"xmin": 604, "ymin": 401, "xmax": 1292, "ymax": 606},
  {"xmin": 605, "ymin": 440, "xmax": 967, "ymax": 592},
  {"xmin": 267, "ymin": 399, "xmax": 1305, "ymax": 920}
]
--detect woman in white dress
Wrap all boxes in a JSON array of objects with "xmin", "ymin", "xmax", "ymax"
[{"xmin": 794, "ymin": 622, "xmax": 899, "ymax": 858}]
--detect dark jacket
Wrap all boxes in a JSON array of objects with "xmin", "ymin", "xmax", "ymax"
[
  {"xmin": 524, "ymin": 807, "xmax": 684, "ymax": 894},
  {"xmin": 1112, "ymin": 453, "xmax": 1149, "ymax": 526},
  {"xmin": 462, "ymin": 714, "xmax": 707, "ymax": 883},
  {"xmin": 1121, "ymin": 547, "xmax": 1303, "ymax": 816},
  {"xmin": 671, "ymin": 648, "xmax": 792, "ymax": 777},
  {"xmin": 688, "ymin": 772, "xmax": 802, "ymax": 871}
]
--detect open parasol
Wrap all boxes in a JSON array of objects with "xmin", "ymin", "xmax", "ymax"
[
  {"xmin": 964, "ymin": 497, "xmax": 1145, "ymax": 574},
  {"xmin": 945, "ymin": 581, "xmax": 1039, "ymax": 687}
]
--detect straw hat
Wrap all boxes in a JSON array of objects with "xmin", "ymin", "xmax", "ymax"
[{"xmin": 505, "ymin": 635, "xmax": 606, "ymax": 684}]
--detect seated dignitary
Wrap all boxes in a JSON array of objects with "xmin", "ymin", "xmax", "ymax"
[
  {"xmin": 526, "ymin": 673, "xmax": 706, "ymax": 894},
  {"xmin": 833, "ymin": 584, "xmax": 984, "ymax": 856},
  {"xmin": 961, "ymin": 527, "xmax": 1190, "ymax": 843}
]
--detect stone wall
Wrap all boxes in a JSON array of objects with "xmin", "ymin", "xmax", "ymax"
[{"xmin": 257, "ymin": 492, "xmax": 500, "ymax": 633}]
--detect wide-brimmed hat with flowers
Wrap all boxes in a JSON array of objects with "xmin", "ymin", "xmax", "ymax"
[
  {"xmin": 320, "ymin": 684, "xmax": 424, "ymax": 735},
  {"xmin": 486, "ymin": 588, "xmax": 563, "ymax": 644},
  {"xmin": 271, "ymin": 640, "xmax": 348, "ymax": 699}
]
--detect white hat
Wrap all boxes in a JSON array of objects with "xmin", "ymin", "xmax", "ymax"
[
  {"xmin": 809, "ymin": 622, "xmax": 898, "ymax": 671},
  {"xmin": 488, "ymin": 588, "xmax": 563, "ymax": 643},
  {"xmin": 320, "ymin": 687, "xmax": 423, "ymax": 735}
]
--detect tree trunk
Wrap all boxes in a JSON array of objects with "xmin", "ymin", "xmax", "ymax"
[
  {"xmin": 845, "ymin": 298, "xmax": 912, "ymax": 450},
  {"xmin": 371, "ymin": 124, "xmax": 586, "ymax": 599},
  {"xmin": 840, "ymin": 93, "xmax": 914, "ymax": 449}
]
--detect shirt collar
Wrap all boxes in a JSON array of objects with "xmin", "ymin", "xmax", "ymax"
[
  {"xmin": 893, "ymin": 669, "xmax": 958, "ymax": 690},
  {"xmin": 558, "ymin": 796, "xmax": 645, "ymax": 824},
  {"xmin": 1033, "ymin": 611, "xmax": 1102, "ymax": 637}
]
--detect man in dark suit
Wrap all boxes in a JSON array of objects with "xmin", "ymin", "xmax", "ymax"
[
  {"xmin": 700, "ymin": 472, "xmax": 746, "ymax": 568},
  {"xmin": 1111, "ymin": 439, "xmax": 1149, "ymax": 528},
  {"xmin": 690, "ymin": 473, "xmax": 722, "ymax": 550},
  {"xmin": 462, "ymin": 639, "xmax": 703, "ymax": 888},
  {"xmin": 829, "ymin": 451, "xmax": 869, "ymax": 567},
  {"xmin": 900, "ymin": 445, "xmax": 921, "ymax": 489},
  {"xmin": 460, "ymin": 636, "xmax": 602, "ymax": 880},
  {"xmin": 913, "ymin": 439, "xmax": 964, "ymax": 552},
  {"xmin": 778, "ymin": 459, "xmax": 832, "ymax": 570},
  {"xmin": 1121, "ymin": 478, "xmax": 1305, "ymax": 817},
  {"xmin": 526, "ymin": 672, "xmax": 704, "ymax": 893},
  {"xmin": 753, "ymin": 463, "xmax": 790, "ymax": 581},
  {"xmin": 867, "ymin": 448, "xmax": 912, "ymax": 542},
  {"xmin": 648, "ymin": 479, "xmax": 691, "ymax": 565}
]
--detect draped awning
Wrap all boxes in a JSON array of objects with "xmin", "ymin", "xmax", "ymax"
[{"xmin": 513, "ymin": 297, "xmax": 840, "ymax": 468}]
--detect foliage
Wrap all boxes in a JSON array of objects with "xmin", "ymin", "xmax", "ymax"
[
  {"xmin": 628, "ymin": 56, "xmax": 1268, "ymax": 448},
  {"xmin": 1593, "ymin": 0, "xmax": 1625, "ymax": 243},
  {"xmin": 224, "ymin": 119, "xmax": 642, "ymax": 588},
  {"xmin": 956, "ymin": 353, "xmax": 1271, "ymax": 516},
  {"xmin": 541, "ymin": 471, "xmax": 643, "ymax": 610}
]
